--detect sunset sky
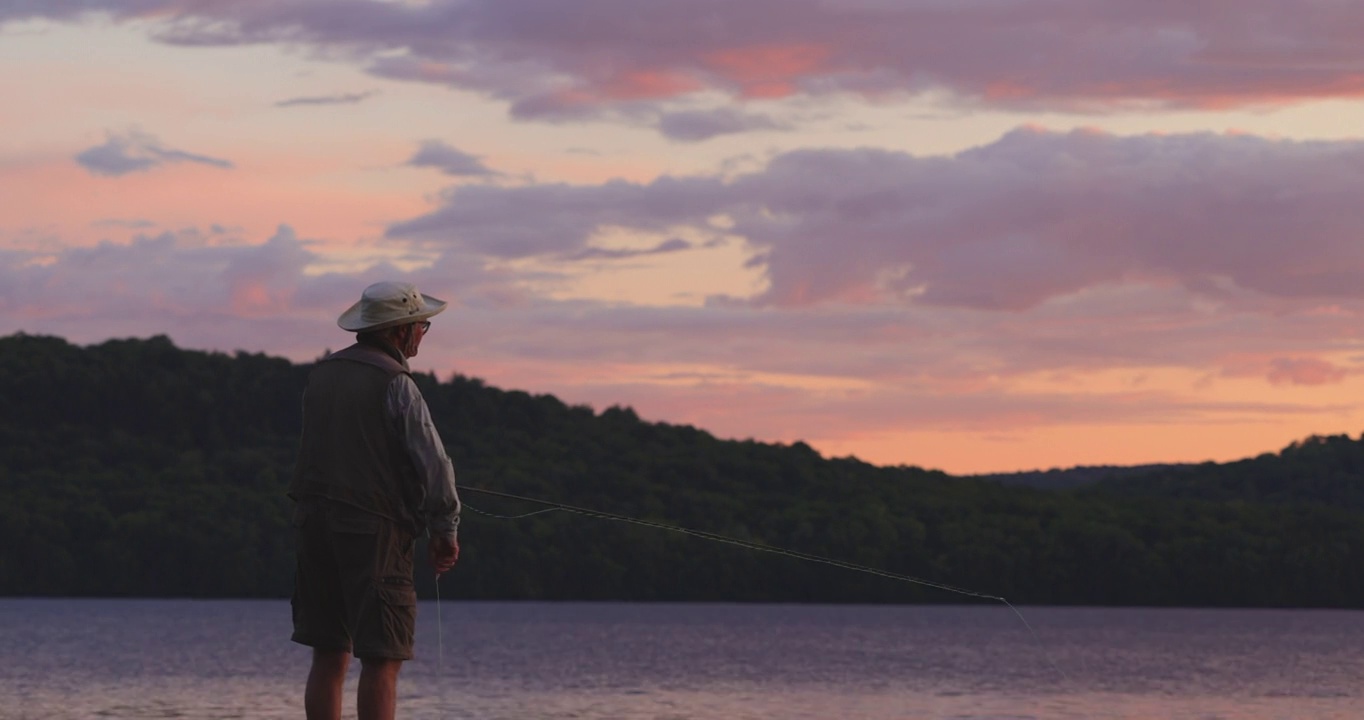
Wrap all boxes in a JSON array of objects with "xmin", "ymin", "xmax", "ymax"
[{"xmin": 5, "ymin": 1, "xmax": 1364, "ymax": 474}]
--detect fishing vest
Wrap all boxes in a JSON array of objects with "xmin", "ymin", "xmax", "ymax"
[{"xmin": 290, "ymin": 342, "xmax": 422, "ymax": 533}]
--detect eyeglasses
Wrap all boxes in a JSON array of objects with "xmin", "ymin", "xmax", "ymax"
[{"xmin": 417, "ymin": 321, "xmax": 432, "ymax": 333}]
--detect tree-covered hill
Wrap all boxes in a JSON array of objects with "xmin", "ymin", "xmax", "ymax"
[
  {"xmin": 974, "ymin": 464, "xmax": 1190, "ymax": 490},
  {"xmin": 3, "ymin": 333, "xmax": 1363, "ymax": 608},
  {"xmin": 1087, "ymin": 434, "xmax": 1364, "ymax": 510}
]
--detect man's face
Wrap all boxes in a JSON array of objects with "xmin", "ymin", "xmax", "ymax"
[{"xmin": 398, "ymin": 320, "xmax": 428, "ymax": 358}]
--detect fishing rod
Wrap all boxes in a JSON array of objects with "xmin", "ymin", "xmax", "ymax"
[
  {"xmin": 460, "ymin": 484, "xmax": 1003, "ymax": 603},
  {"xmin": 463, "ymin": 485, "xmax": 1062, "ymax": 634},
  {"xmin": 433, "ymin": 484, "xmax": 1070, "ymax": 686}
]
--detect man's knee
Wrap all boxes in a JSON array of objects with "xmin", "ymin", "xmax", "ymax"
[
  {"xmin": 359, "ymin": 656, "xmax": 404, "ymax": 680},
  {"xmin": 310, "ymin": 648, "xmax": 350, "ymax": 676}
]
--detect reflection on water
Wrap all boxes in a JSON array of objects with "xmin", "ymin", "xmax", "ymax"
[{"xmin": 2, "ymin": 599, "xmax": 1361, "ymax": 719}]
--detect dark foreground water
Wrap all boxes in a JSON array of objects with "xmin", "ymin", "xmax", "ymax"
[{"xmin": 1, "ymin": 599, "xmax": 1361, "ymax": 719}]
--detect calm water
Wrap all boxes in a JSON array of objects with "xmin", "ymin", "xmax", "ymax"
[{"xmin": 1, "ymin": 599, "xmax": 1361, "ymax": 719}]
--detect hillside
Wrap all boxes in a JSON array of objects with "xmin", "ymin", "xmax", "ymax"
[
  {"xmin": 974, "ymin": 464, "xmax": 1190, "ymax": 490},
  {"xmin": 3, "ymin": 333, "xmax": 1364, "ymax": 608}
]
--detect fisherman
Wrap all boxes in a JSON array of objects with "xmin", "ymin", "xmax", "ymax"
[{"xmin": 289, "ymin": 280, "xmax": 461, "ymax": 720}]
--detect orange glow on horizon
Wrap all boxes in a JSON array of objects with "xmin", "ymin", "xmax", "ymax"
[{"xmin": 810, "ymin": 420, "xmax": 1348, "ymax": 475}]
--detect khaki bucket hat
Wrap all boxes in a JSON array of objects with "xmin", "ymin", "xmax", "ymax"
[{"xmin": 337, "ymin": 281, "xmax": 448, "ymax": 332}]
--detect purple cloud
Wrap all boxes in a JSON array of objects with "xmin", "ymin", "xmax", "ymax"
[
  {"xmin": 14, "ymin": 1, "xmax": 1364, "ymax": 132},
  {"xmin": 387, "ymin": 127, "xmax": 1364, "ymax": 311},
  {"xmin": 406, "ymin": 140, "xmax": 498, "ymax": 177},
  {"xmin": 74, "ymin": 130, "xmax": 233, "ymax": 177},
  {"xmin": 735, "ymin": 128, "xmax": 1364, "ymax": 309},
  {"xmin": 657, "ymin": 108, "xmax": 785, "ymax": 142},
  {"xmin": 275, "ymin": 90, "xmax": 378, "ymax": 107},
  {"xmin": 387, "ymin": 176, "xmax": 730, "ymax": 258},
  {"xmin": 566, "ymin": 237, "xmax": 692, "ymax": 261}
]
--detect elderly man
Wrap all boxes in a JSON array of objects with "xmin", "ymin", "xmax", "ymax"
[{"xmin": 289, "ymin": 281, "xmax": 462, "ymax": 720}]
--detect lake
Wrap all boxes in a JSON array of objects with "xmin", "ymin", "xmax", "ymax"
[{"xmin": 2, "ymin": 599, "xmax": 1361, "ymax": 719}]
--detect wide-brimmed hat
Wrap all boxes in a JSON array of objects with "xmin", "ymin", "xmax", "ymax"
[{"xmin": 337, "ymin": 281, "xmax": 448, "ymax": 332}]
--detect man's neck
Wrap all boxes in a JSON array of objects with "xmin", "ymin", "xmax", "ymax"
[{"xmin": 357, "ymin": 334, "xmax": 408, "ymax": 367}]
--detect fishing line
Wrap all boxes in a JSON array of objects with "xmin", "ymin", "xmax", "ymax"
[
  {"xmin": 435, "ymin": 575, "xmax": 444, "ymax": 673},
  {"xmin": 435, "ymin": 571, "xmax": 445, "ymax": 712},
  {"xmin": 459, "ymin": 484, "xmax": 1069, "ymax": 683}
]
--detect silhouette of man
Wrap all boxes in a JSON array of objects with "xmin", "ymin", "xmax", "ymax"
[{"xmin": 289, "ymin": 281, "xmax": 461, "ymax": 720}]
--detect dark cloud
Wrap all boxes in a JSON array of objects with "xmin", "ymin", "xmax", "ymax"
[
  {"xmin": 274, "ymin": 90, "xmax": 378, "ymax": 107},
  {"xmin": 74, "ymin": 131, "xmax": 233, "ymax": 176},
  {"xmin": 15, "ymin": 1, "xmax": 1364, "ymax": 132},
  {"xmin": 566, "ymin": 237, "xmax": 691, "ymax": 261},
  {"xmin": 406, "ymin": 140, "xmax": 498, "ymax": 177}
]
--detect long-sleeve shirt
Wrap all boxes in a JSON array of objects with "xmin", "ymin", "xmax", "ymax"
[{"xmin": 387, "ymin": 373, "xmax": 461, "ymax": 540}]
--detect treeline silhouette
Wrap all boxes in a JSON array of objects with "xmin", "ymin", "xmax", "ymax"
[{"xmin": 3, "ymin": 333, "xmax": 1363, "ymax": 607}]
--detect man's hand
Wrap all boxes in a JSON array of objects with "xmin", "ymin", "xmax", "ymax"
[{"xmin": 429, "ymin": 534, "xmax": 459, "ymax": 577}]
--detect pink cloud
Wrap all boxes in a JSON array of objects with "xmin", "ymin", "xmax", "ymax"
[
  {"xmin": 0, "ymin": 226, "xmax": 309, "ymax": 321},
  {"xmin": 601, "ymin": 70, "xmax": 704, "ymax": 101},
  {"xmin": 703, "ymin": 43, "xmax": 833, "ymax": 99},
  {"xmin": 1267, "ymin": 357, "xmax": 1351, "ymax": 386},
  {"xmin": 15, "ymin": 1, "xmax": 1364, "ymax": 134}
]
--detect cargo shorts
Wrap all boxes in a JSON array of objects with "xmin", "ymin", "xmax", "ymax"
[{"xmin": 290, "ymin": 499, "xmax": 418, "ymax": 660}]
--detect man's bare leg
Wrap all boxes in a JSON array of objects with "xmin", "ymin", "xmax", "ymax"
[
  {"xmin": 358, "ymin": 658, "xmax": 403, "ymax": 720},
  {"xmin": 305, "ymin": 649, "xmax": 350, "ymax": 720}
]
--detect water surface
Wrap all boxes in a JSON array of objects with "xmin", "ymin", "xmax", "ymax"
[{"xmin": 2, "ymin": 599, "xmax": 1359, "ymax": 719}]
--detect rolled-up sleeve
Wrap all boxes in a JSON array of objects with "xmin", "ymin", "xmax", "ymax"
[{"xmin": 387, "ymin": 374, "xmax": 461, "ymax": 539}]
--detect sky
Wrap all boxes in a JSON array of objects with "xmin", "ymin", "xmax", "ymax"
[{"xmin": 4, "ymin": 0, "xmax": 1364, "ymax": 475}]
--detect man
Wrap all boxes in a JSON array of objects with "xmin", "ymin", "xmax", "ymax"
[{"xmin": 289, "ymin": 280, "xmax": 462, "ymax": 720}]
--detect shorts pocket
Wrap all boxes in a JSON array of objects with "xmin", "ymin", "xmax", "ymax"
[
  {"xmin": 377, "ymin": 580, "xmax": 416, "ymax": 605},
  {"xmin": 375, "ymin": 581, "xmax": 417, "ymax": 659}
]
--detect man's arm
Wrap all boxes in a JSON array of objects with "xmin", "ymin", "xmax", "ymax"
[{"xmin": 388, "ymin": 374, "xmax": 461, "ymax": 564}]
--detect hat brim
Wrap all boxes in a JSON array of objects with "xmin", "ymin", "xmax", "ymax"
[{"xmin": 337, "ymin": 293, "xmax": 448, "ymax": 332}]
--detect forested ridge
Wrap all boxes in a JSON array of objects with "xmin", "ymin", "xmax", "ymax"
[{"xmin": 4, "ymin": 333, "xmax": 1364, "ymax": 608}]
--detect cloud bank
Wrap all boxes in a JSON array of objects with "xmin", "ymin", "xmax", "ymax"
[
  {"xmin": 11, "ymin": 1, "xmax": 1364, "ymax": 137},
  {"xmin": 390, "ymin": 127, "xmax": 1364, "ymax": 311},
  {"xmin": 13, "ymin": 127, "xmax": 1364, "ymax": 390}
]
